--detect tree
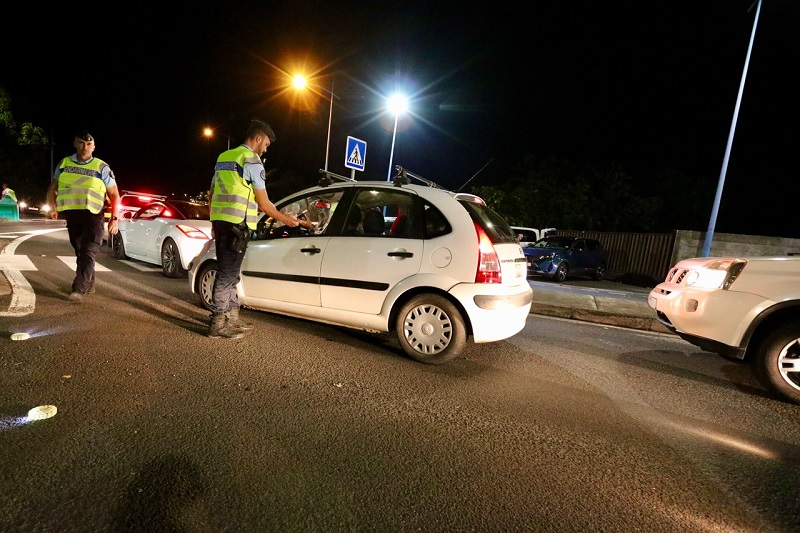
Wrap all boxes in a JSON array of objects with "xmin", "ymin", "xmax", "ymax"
[{"xmin": 0, "ymin": 87, "xmax": 50, "ymax": 204}]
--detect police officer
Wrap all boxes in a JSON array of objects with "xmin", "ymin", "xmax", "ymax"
[
  {"xmin": 1, "ymin": 184, "xmax": 16, "ymax": 202},
  {"xmin": 207, "ymin": 118, "xmax": 300, "ymax": 338},
  {"xmin": 46, "ymin": 130, "xmax": 121, "ymax": 302}
]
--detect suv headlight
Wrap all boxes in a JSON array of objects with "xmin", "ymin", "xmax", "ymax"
[{"xmin": 686, "ymin": 259, "xmax": 747, "ymax": 290}]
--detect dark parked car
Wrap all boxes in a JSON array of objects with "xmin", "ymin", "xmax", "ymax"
[{"xmin": 523, "ymin": 236, "xmax": 607, "ymax": 282}]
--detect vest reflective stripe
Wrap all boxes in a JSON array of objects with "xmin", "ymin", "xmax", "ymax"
[
  {"xmin": 210, "ymin": 146, "xmax": 260, "ymax": 229},
  {"xmin": 56, "ymin": 158, "xmax": 108, "ymax": 214}
]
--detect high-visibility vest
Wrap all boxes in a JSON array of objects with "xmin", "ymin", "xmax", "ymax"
[
  {"xmin": 210, "ymin": 146, "xmax": 260, "ymax": 229},
  {"xmin": 55, "ymin": 157, "xmax": 108, "ymax": 214},
  {"xmin": 2, "ymin": 188, "xmax": 16, "ymax": 202}
]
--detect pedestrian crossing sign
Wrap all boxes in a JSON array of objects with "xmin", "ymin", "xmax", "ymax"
[{"xmin": 345, "ymin": 136, "xmax": 366, "ymax": 172}]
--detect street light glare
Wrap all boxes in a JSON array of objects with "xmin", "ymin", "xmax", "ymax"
[
  {"xmin": 203, "ymin": 127, "xmax": 213, "ymax": 137},
  {"xmin": 387, "ymin": 93, "xmax": 409, "ymax": 115},
  {"xmin": 292, "ymin": 75, "xmax": 307, "ymax": 89}
]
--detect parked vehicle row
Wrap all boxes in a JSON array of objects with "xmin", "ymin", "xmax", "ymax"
[{"xmin": 523, "ymin": 235, "xmax": 607, "ymax": 282}]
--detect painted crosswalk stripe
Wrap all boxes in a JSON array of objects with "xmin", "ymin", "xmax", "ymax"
[{"xmin": 58, "ymin": 256, "xmax": 112, "ymax": 272}]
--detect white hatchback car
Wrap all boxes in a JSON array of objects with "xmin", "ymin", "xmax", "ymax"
[
  {"xmin": 113, "ymin": 199, "xmax": 212, "ymax": 277},
  {"xmin": 189, "ymin": 168, "xmax": 533, "ymax": 364},
  {"xmin": 649, "ymin": 255, "xmax": 800, "ymax": 405}
]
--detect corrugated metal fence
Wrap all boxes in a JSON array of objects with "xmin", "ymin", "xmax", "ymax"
[{"xmin": 553, "ymin": 230, "xmax": 676, "ymax": 283}]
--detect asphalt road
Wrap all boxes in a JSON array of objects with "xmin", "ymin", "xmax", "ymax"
[{"xmin": 1, "ymin": 219, "xmax": 799, "ymax": 532}]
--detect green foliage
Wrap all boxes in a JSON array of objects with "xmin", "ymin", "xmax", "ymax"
[
  {"xmin": 0, "ymin": 87, "xmax": 51, "ymax": 203},
  {"xmin": 471, "ymin": 155, "xmax": 709, "ymax": 233}
]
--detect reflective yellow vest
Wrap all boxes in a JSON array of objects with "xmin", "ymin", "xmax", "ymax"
[
  {"xmin": 210, "ymin": 146, "xmax": 260, "ymax": 229},
  {"xmin": 2, "ymin": 188, "xmax": 16, "ymax": 202},
  {"xmin": 55, "ymin": 157, "xmax": 108, "ymax": 214}
]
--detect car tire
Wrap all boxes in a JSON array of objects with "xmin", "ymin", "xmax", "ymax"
[
  {"xmin": 161, "ymin": 238, "xmax": 187, "ymax": 278},
  {"xmin": 554, "ymin": 263, "xmax": 569, "ymax": 283},
  {"xmin": 196, "ymin": 260, "xmax": 218, "ymax": 311},
  {"xmin": 592, "ymin": 263, "xmax": 606, "ymax": 281},
  {"xmin": 752, "ymin": 321, "xmax": 800, "ymax": 406},
  {"xmin": 112, "ymin": 234, "xmax": 127, "ymax": 259},
  {"xmin": 395, "ymin": 294, "xmax": 466, "ymax": 364}
]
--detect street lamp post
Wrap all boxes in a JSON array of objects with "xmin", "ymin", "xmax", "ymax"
[
  {"xmin": 292, "ymin": 76, "xmax": 337, "ymax": 171},
  {"xmin": 386, "ymin": 93, "xmax": 409, "ymax": 181},
  {"xmin": 701, "ymin": 0, "xmax": 761, "ymax": 257},
  {"xmin": 203, "ymin": 127, "xmax": 231, "ymax": 150}
]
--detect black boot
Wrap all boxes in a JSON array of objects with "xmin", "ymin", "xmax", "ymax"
[
  {"xmin": 226, "ymin": 307, "xmax": 254, "ymax": 332},
  {"xmin": 207, "ymin": 312, "xmax": 244, "ymax": 339}
]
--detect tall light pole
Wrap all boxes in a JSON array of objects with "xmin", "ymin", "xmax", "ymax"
[
  {"xmin": 203, "ymin": 127, "xmax": 231, "ymax": 150},
  {"xmin": 386, "ymin": 93, "xmax": 409, "ymax": 181},
  {"xmin": 702, "ymin": 0, "xmax": 761, "ymax": 257},
  {"xmin": 293, "ymin": 75, "xmax": 337, "ymax": 171}
]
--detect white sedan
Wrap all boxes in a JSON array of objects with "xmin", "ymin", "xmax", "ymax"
[{"xmin": 113, "ymin": 199, "xmax": 212, "ymax": 278}]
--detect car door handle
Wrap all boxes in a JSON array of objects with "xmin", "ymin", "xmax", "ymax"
[
  {"xmin": 300, "ymin": 246, "xmax": 321, "ymax": 255},
  {"xmin": 388, "ymin": 251, "xmax": 414, "ymax": 258}
]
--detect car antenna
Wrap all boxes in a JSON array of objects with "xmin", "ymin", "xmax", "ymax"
[{"xmin": 456, "ymin": 159, "xmax": 494, "ymax": 192}]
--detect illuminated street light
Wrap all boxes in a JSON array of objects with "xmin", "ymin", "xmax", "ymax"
[
  {"xmin": 203, "ymin": 127, "xmax": 231, "ymax": 150},
  {"xmin": 386, "ymin": 93, "xmax": 409, "ymax": 181},
  {"xmin": 292, "ymin": 75, "xmax": 337, "ymax": 171}
]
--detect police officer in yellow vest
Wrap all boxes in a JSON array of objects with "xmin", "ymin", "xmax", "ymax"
[
  {"xmin": 207, "ymin": 118, "xmax": 301, "ymax": 338},
  {"xmin": 47, "ymin": 130, "xmax": 121, "ymax": 302},
  {"xmin": 1, "ymin": 184, "xmax": 17, "ymax": 202}
]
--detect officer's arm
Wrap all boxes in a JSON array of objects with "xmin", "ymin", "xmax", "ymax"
[{"xmin": 253, "ymin": 189, "xmax": 298, "ymax": 227}]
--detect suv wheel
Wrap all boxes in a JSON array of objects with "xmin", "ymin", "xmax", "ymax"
[
  {"xmin": 395, "ymin": 294, "xmax": 466, "ymax": 364},
  {"xmin": 196, "ymin": 261, "xmax": 218, "ymax": 311},
  {"xmin": 161, "ymin": 238, "xmax": 187, "ymax": 278},
  {"xmin": 753, "ymin": 321, "xmax": 800, "ymax": 405}
]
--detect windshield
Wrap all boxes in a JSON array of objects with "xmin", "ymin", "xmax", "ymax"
[{"xmin": 532, "ymin": 236, "xmax": 573, "ymax": 249}]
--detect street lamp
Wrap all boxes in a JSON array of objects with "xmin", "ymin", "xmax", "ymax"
[
  {"xmin": 203, "ymin": 127, "xmax": 231, "ymax": 150},
  {"xmin": 701, "ymin": 0, "xmax": 761, "ymax": 257},
  {"xmin": 386, "ymin": 93, "xmax": 409, "ymax": 181},
  {"xmin": 292, "ymin": 75, "xmax": 337, "ymax": 171}
]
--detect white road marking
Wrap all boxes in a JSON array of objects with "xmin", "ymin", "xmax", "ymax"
[
  {"xmin": 58, "ymin": 256, "xmax": 112, "ymax": 272},
  {"xmin": 1, "ymin": 228, "xmax": 67, "ymax": 317}
]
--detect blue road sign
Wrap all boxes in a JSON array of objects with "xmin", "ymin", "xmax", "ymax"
[{"xmin": 345, "ymin": 136, "xmax": 366, "ymax": 172}]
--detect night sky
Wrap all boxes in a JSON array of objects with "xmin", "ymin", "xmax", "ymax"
[{"xmin": 2, "ymin": 0, "xmax": 798, "ymax": 237}]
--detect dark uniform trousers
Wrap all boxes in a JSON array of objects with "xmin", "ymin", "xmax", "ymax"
[
  {"xmin": 63, "ymin": 210, "xmax": 104, "ymax": 294},
  {"xmin": 211, "ymin": 220, "xmax": 247, "ymax": 315}
]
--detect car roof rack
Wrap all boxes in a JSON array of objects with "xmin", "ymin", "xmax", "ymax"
[
  {"xmin": 317, "ymin": 169, "xmax": 357, "ymax": 187},
  {"xmin": 391, "ymin": 166, "xmax": 446, "ymax": 190}
]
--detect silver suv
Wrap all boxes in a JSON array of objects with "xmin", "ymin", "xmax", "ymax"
[
  {"xmin": 649, "ymin": 255, "xmax": 800, "ymax": 405},
  {"xmin": 189, "ymin": 168, "xmax": 533, "ymax": 364}
]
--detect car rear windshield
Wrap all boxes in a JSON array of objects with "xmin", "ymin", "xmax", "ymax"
[
  {"xmin": 178, "ymin": 203, "xmax": 210, "ymax": 220},
  {"xmin": 459, "ymin": 200, "xmax": 518, "ymax": 244}
]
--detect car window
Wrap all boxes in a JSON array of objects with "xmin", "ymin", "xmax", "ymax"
[
  {"xmin": 177, "ymin": 202, "xmax": 210, "ymax": 220},
  {"xmin": 256, "ymin": 189, "xmax": 345, "ymax": 240},
  {"xmin": 459, "ymin": 200, "xmax": 517, "ymax": 244},
  {"xmin": 533, "ymin": 236, "xmax": 574, "ymax": 249},
  {"xmin": 339, "ymin": 188, "xmax": 421, "ymax": 238},
  {"xmin": 135, "ymin": 205, "xmax": 163, "ymax": 221}
]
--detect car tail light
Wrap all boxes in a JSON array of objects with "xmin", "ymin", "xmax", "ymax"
[
  {"xmin": 474, "ymin": 222, "xmax": 501, "ymax": 284},
  {"xmin": 176, "ymin": 224, "xmax": 210, "ymax": 239}
]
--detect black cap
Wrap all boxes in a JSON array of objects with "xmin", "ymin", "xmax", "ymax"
[
  {"xmin": 250, "ymin": 118, "xmax": 276, "ymax": 142},
  {"xmin": 75, "ymin": 130, "xmax": 94, "ymax": 142}
]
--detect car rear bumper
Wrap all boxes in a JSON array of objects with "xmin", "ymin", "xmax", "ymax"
[{"xmin": 449, "ymin": 283, "xmax": 533, "ymax": 342}]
